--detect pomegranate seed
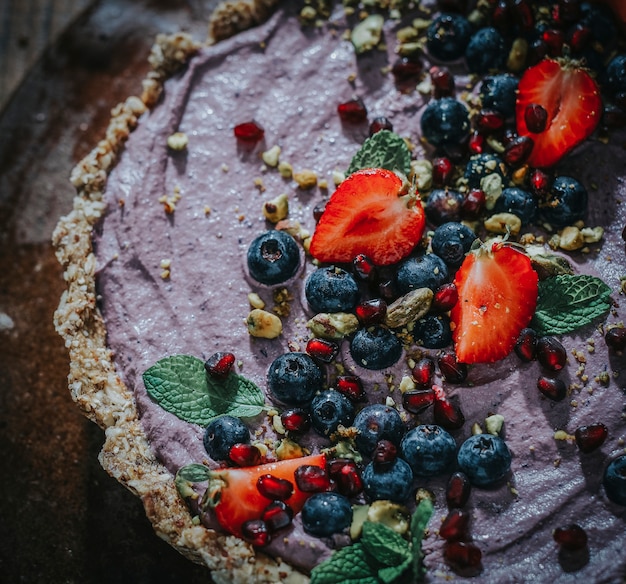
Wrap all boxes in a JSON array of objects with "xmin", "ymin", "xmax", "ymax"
[
  {"xmin": 542, "ymin": 29, "xmax": 565, "ymax": 57},
  {"xmin": 372, "ymin": 439, "xmax": 398, "ymax": 466},
  {"xmin": 553, "ymin": 524, "xmax": 588, "ymax": 551},
  {"xmin": 433, "ymin": 385, "xmax": 465, "ymax": 430},
  {"xmin": 514, "ymin": 328, "xmax": 537, "ymax": 362},
  {"xmin": 229, "ymin": 443, "xmax": 263, "ymax": 467},
  {"xmin": 536, "ymin": 336, "xmax": 567, "ymax": 371},
  {"xmin": 504, "ymin": 135, "xmax": 534, "ymax": 167},
  {"xmin": 492, "ymin": 0, "xmax": 512, "ymax": 35},
  {"xmin": 537, "ymin": 375, "xmax": 567, "ymax": 401},
  {"xmin": 568, "ymin": 23, "xmax": 592, "ymax": 53},
  {"xmin": 574, "ymin": 423, "xmax": 608, "ymax": 453},
  {"xmin": 313, "ymin": 202, "xmax": 326, "ymax": 222},
  {"xmin": 432, "ymin": 283, "xmax": 459, "ymax": 313},
  {"xmin": 204, "ymin": 352, "xmax": 236, "ymax": 379},
  {"xmin": 446, "ymin": 471, "xmax": 471, "ymax": 509},
  {"xmin": 462, "ymin": 188, "xmax": 486, "ymax": 219},
  {"xmin": 306, "ymin": 337, "xmax": 339, "ymax": 363},
  {"xmin": 475, "ymin": 109, "xmax": 505, "ymax": 134},
  {"xmin": 444, "ymin": 541, "xmax": 482, "ymax": 570},
  {"xmin": 530, "ymin": 168, "xmax": 551, "ymax": 196},
  {"xmin": 338, "ymin": 98, "xmax": 368, "ymax": 124},
  {"xmin": 605, "ymin": 327, "xmax": 626, "ymax": 352},
  {"xmin": 432, "ymin": 157, "xmax": 455, "ymax": 187},
  {"xmin": 234, "ymin": 121, "xmax": 264, "ymax": 143},
  {"xmin": 510, "ymin": 0, "xmax": 534, "ymax": 32},
  {"xmin": 355, "ymin": 298, "xmax": 387, "ymax": 326},
  {"xmin": 392, "ymin": 56, "xmax": 423, "ymax": 84},
  {"xmin": 557, "ymin": 0, "xmax": 581, "ymax": 23},
  {"xmin": 328, "ymin": 458, "xmax": 363, "ymax": 497},
  {"xmin": 430, "ymin": 66, "xmax": 455, "ymax": 98},
  {"xmin": 403, "ymin": 388, "xmax": 436, "ymax": 414},
  {"xmin": 468, "ymin": 131, "xmax": 484, "ymax": 155},
  {"xmin": 442, "ymin": 142, "xmax": 468, "ymax": 164},
  {"xmin": 241, "ymin": 519, "xmax": 270, "ymax": 546},
  {"xmin": 439, "ymin": 509, "xmax": 471, "ymax": 542},
  {"xmin": 295, "ymin": 464, "xmax": 332, "ymax": 492},
  {"xmin": 257, "ymin": 474, "xmax": 294, "ymax": 501},
  {"xmin": 336, "ymin": 375, "xmax": 366, "ymax": 402},
  {"xmin": 369, "ymin": 116, "xmax": 393, "ymax": 136},
  {"xmin": 438, "ymin": 351, "xmax": 468, "ymax": 383},
  {"xmin": 280, "ymin": 408, "xmax": 311, "ymax": 433},
  {"xmin": 353, "ymin": 253, "xmax": 377, "ymax": 282},
  {"xmin": 378, "ymin": 280, "xmax": 397, "ymax": 301},
  {"xmin": 525, "ymin": 103, "xmax": 548, "ymax": 133},
  {"xmin": 412, "ymin": 357, "xmax": 436, "ymax": 388},
  {"xmin": 261, "ymin": 501, "xmax": 293, "ymax": 532}
]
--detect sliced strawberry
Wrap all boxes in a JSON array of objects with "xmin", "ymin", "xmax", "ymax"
[
  {"xmin": 309, "ymin": 168, "xmax": 425, "ymax": 266},
  {"xmin": 450, "ymin": 242, "xmax": 538, "ymax": 364},
  {"xmin": 203, "ymin": 453, "xmax": 326, "ymax": 539},
  {"xmin": 516, "ymin": 58, "xmax": 601, "ymax": 168}
]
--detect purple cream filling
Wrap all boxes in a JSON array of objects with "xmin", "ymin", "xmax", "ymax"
[{"xmin": 94, "ymin": 3, "xmax": 626, "ymax": 580}]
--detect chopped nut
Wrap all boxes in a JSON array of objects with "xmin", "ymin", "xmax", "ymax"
[
  {"xmin": 278, "ymin": 160, "xmax": 293, "ymax": 178},
  {"xmin": 294, "ymin": 169, "xmax": 318, "ymax": 189},
  {"xmin": 261, "ymin": 145, "xmax": 281, "ymax": 167},
  {"xmin": 246, "ymin": 309, "xmax": 282, "ymax": 339},
  {"xmin": 484, "ymin": 212, "xmax": 522, "ymax": 235},
  {"xmin": 351, "ymin": 14, "xmax": 384, "ymax": 54},
  {"xmin": 272, "ymin": 414, "xmax": 286, "ymax": 435},
  {"xmin": 247, "ymin": 292, "xmax": 265, "ymax": 310},
  {"xmin": 307, "ymin": 312, "xmax": 359, "ymax": 339},
  {"xmin": 558, "ymin": 226, "xmax": 585, "ymax": 251},
  {"xmin": 481, "ymin": 173, "xmax": 503, "ymax": 210},
  {"xmin": 332, "ymin": 170, "xmax": 346, "ymax": 185},
  {"xmin": 167, "ymin": 131, "xmax": 188, "ymax": 150},
  {"xmin": 276, "ymin": 437, "xmax": 309, "ymax": 460},
  {"xmin": 263, "ymin": 193, "xmax": 289, "ymax": 223},
  {"xmin": 160, "ymin": 258, "xmax": 171, "ymax": 269},
  {"xmin": 409, "ymin": 159, "xmax": 433, "ymax": 192},
  {"xmin": 399, "ymin": 375, "xmax": 416, "ymax": 393},
  {"xmin": 471, "ymin": 422, "xmax": 483, "ymax": 435},
  {"xmin": 384, "ymin": 288, "xmax": 434, "ymax": 328},
  {"xmin": 485, "ymin": 414, "xmax": 504, "ymax": 436},
  {"xmin": 581, "ymin": 226, "xmax": 604, "ymax": 243},
  {"xmin": 507, "ymin": 37, "xmax": 528, "ymax": 73}
]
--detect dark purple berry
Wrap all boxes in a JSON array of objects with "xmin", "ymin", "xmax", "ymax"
[
  {"xmin": 537, "ymin": 375, "xmax": 567, "ymax": 401},
  {"xmin": 536, "ymin": 336, "xmax": 567, "ymax": 371}
]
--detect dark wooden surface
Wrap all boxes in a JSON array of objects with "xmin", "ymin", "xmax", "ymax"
[{"xmin": 0, "ymin": 1, "xmax": 218, "ymax": 582}]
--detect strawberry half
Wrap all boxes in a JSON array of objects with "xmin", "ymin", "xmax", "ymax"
[
  {"xmin": 450, "ymin": 242, "xmax": 538, "ymax": 364},
  {"xmin": 516, "ymin": 58, "xmax": 601, "ymax": 168},
  {"xmin": 309, "ymin": 168, "xmax": 425, "ymax": 266},
  {"xmin": 203, "ymin": 453, "xmax": 326, "ymax": 539}
]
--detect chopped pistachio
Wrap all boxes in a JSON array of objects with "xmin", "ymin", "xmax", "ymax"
[
  {"xmin": 248, "ymin": 292, "xmax": 265, "ymax": 310},
  {"xmin": 480, "ymin": 173, "xmax": 503, "ymax": 210},
  {"xmin": 350, "ymin": 504, "xmax": 371, "ymax": 540},
  {"xmin": 384, "ymin": 288, "xmax": 434, "ymax": 328},
  {"xmin": 507, "ymin": 37, "xmax": 528, "ymax": 73},
  {"xmin": 581, "ymin": 226, "xmax": 604, "ymax": 243},
  {"xmin": 366, "ymin": 500, "xmax": 411, "ymax": 536},
  {"xmin": 351, "ymin": 14, "xmax": 384, "ymax": 54},
  {"xmin": 294, "ymin": 169, "xmax": 318, "ymax": 189},
  {"xmin": 558, "ymin": 226, "xmax": 585, "ymax": 251},
  {"xmin": 307, "ymin": 312, "xmax": 359, "ymax": 339},
  {"xmin": 399, "ymin": 375, "xmax": 416, "ymax": 393},
  {"xmin": 276, "ymin": 438, "xmax": 309, "ymax": 460},
  {"xmin": 278, "ymin": 160, "xmax": 293, "ymax": 178},
  {"xmin": 167, "ymin": 131, "xmax": 188, "ymax": 150},
  {"xmin": 261, "ymin": 144, "xmax": 281, "ymax": 167},
  {"xmin": 246, "ymin": 308, "xmax": 282, "ymax": 339},
  {"xmin": 484, "ymin": 212, "xmax": 522, "ymax": 235},
  {"xmin": 409, "ymin": 159, "xmax": 433, "ymax": 192},
  {"xmin": 485, "ymin": 414, "xmax": 505, "ymax": 436},
  {"xmin": 263, "ymin": 193, "xmax": 289, "ymax": 223}
]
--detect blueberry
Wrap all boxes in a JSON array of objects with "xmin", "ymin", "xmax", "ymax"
[
  {"xmin": 580, "ymin": 2, "xmax": 617, "ymax": 52},
  {"xmin": 605, "ymin": 55, "xmax": 626, "ymax": 95},
  {"xmin": 400, "ymin": 425, "xmax": 456, "ymax": 477},
  {"xmin": 310, "ymin": 389, "xmax": 355, "ymax": 436},
  {"xmin": 267, "ymin": 352, "xmax": 324, "ymax": 406},
  {"xmin": 465, "ymin": 27, "xmax": 506, "ymax": 74},
  {"xmin": 494, "ymin": 187, "xmax": 537, "ymax": 225},
  {"xmin": 603, "ymin": 454, "xmax": 626, "ymax": 505},
  {"xmin": 457, "ymin": 433, "xmax": 512, "ymax": 487},
  {"xmin": 413, "ymin": 314, "xmax": 453, "ymax": 349},
  {"xmin": 421, "ymin": 98, "xmax": 470, "ymax": 148},
  {"xmin": 305, "ymin": 266, "xmax": 360, "ymax": 314},
  {"xmin": 464, "ymin": 153, "xmax": 506, "ymax": 189},
  {"xmin": 301, "ymin": 492, "xmax": 353, "ymax": 537},
  {"xmin": 362, "ymin": 458, "xmax": 414, "ymax": 503},
  {"xmin": 396, "ymin": 253, "xmax": 449, "ymax": 295},
  {"xmin": 247, "ymin": 230, "xmax": 300, "ymax": 286},
  {"xmin": 426, "ymin": 13, "xmax": 472, "ymax": 62},
  {"xmin": 479, "ymin": 74, "xmax": 519, "ymax": 118},
  {"xmin": 350, "ymin": 326, "xmax": 402, "ymax": 370},
  {"xmin": 353, "ymin": 404, "xmax": 406, "ymax": 455},
  {"xmin": 203, "ymin": 415, "xmax": 250, "ymax": 461},
  {"xmin": 431, "ymin": 222, "xmax": 476, "ymax": 268},
  {"xmin": 539, "ymin": 175, "xmax": 588, "ymax": 227},
  {"xmin": 424, "ymin": 188, "xmax": 465, "ymax": 225}
]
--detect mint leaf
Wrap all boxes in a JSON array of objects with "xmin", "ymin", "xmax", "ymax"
[
  {"xmin": 175, "ymin": 463, "xmax": 211, "ymax": 498},
  {"xmin": 361, "ymin": 521, "xmax": 411, "ymax": 567},
  {"xmin": 347, "ymin": 130, "xmax": 411, "ymax": 176},
  {"xmin": 531, "ymin": 274, "xmax": 612, "ymax": 335},
  {"xmin": 143, "ymin": 354, "xmax": 265, "ymax": 425},
  {"xmin": 411, "ymin": 498, "xmax": 434, "ymax": 581},
  {"xmin": 378, "ymin": 558, "xmax": 412, "ymax": 584},
  {"xmin": 310, "ymin": 543, "xmax": 379, "ymax": 584}
]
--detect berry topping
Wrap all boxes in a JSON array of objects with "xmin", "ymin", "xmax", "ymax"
[
  {"xmin": 431, "ymin": 65, "xmax": 456, "ymax": 98},
  {"xmin": 257, "ymin": 474, "xmax": 294, "ymax": 501},
  {"xmin": 503, "ymin": 135, "xmax": 534, "ymax": 167},
  {"xmin": 204, "ymin": 415, "xmax": 250, "ymax": 461},
  {"xmin": 362, "ymin": 458, "xmax": 414, "ymax": 503},
  {"xmin": 479, "ymin": 74, "xmax": 519, "ymax": 118},
  {"xmin": 306, "ymin": 337, "xmax": 339, "ymax": 363},
  {"xmin": 337, "ymin": 98, "xmax": 368, "ymax": 124},
  {"xmin": 247, "ymin": 230, "xmax": 301, "ymax": 286},
  {"xmin": 355, "ymin": 298, "xmax": 388, "ymax": 326},
  {"xmin": 553, "ymin": 524, "xmax": 588, "ymax": 551},
  {"xmin": 493, "ymin": 187, "xmax": 537, "ymax": 225},
  {"xmin": 437, "ymin": 352, "xmax": 468, "ymax": 383},
  {"xmin": 451, "ymin": 242, "xmax": 538, "ymax": 364},
  {"xmin": 400, "ymin": 424, "xmax": 457, "ymax": 477},
  {"xmin": 463, "ymin": 152, "xmax": 506, "ymax": 188},
  {"xmin": 446, "ymin": 471, "xmax": 471, "ymax": 509},
  {"xmin": 350, "ymin": 326, "xmax": 403, "ymax": 370},
  {"xmin": 537, "ymin": 375, "xmax": 567, "ymax": 401},
  {"xmin": 603, "ymin": 455, "xmax": 626, "ymax": 505},
  {"xmin": 432, "ymin": 156, "xmax": 455, "ymax": 187},
  {"xmin": 204, "ymin": 351, "xmax": 236, "ymax": 380},
  {"xmin": 309, "ymin": 168, "xmax": 426, "ymax": 266},
  {"xmin": 440, "ymin": 509, "xmax": 471, "ymax": 542},
  {"xmin": 353, "ymin": 404, "xmax": 406, "ymax": 455},
  {"xmin": 574, "ymin": 423, "xmax": 608, "ymax": 453},
  {"xmin": 524, "ymin": 103, "xmax": 549, "ymax": 133},
  {"xmin": 396, "ymin": 253, "xmax": 449, "ymax": 295},
  {"xmin": 295, "ymin": 464, "xmax": 333, "ymax": 493},
  {"xmin": 229, "ymin": 443, "xmax": 263, "ymax": 467},
  {"xmin": 433, "ymin": 386, "xmax": 465, "ymax": 430},
  {"xmin": 403, "ymin": 389, "xmax": 436, "ymax": 414},
  {"xmin": 426, "ymin": 13, "xmax": 472, "ymax": 61},
  {"xmin": 536, "ymin": 336, "xmax": 567, "ymax": 371},
  {"xmin": 280, "ymin": 408, "xmax": 311, "ymax": 433},
  {"xmin": 412, "ymin": 356, "xmax": 436, "ymax": 388},
  {"xmin": 310, "ymin": 389, "xmax": 355, "ymax": 437},
  {"xmin": 413, "ymin": 314, "xmax": 453, "ymax": 349},
  {"xmin": 301, "ymin": 492, "xmax": 353, "ymax": 537},
  {"xmin": 233, "ymin": 121, "xmax": 264, "ymax": 143},
  {"xmin": 241, "ymin": 519, "xmax": 270, "ymax": 547},
  {"xmin": 352, "ymin": 253, "xmax": 378, "ymax": 282},
  {"xmin": 421, "ymin": 98, "xmax": 471, "ymax": 147},
  {"xmin": 369, "ymin": 116, "xmax": 394, "ymax": 135},
  {"xmin": 327, "ymin": 459, "xmax": 363, "ymax": 497},
  {"xmin": 425, "ymin": 187, "xmax": 465, "ymax": 225},
  {"xmin": 305, "ymin": 266, "xmax": 360, "ymax": 314},
  {"xmin": 372, "ymin": 439, "xmax": 398, "ymax": 467},
  {"xmin": 335, "ymin": 375, "xmax": 366, "ymax": 402},
  {"xmin": 465, "ymin": 27, "xmax": 505, "ymax": 74},
  {"xmin": 457, "ymin": 433, "xmax": 512, "ymax": 487},
  {"xmin": 461, "ymin": 188, "xmax": 486, "ymax": 219},
  {"xmin": 605, "ymin": 326, "xmax": 626, "ymax": 352},
  {"xmin": 539, "ymin": 175, "xmax": 588, "ymax": 227},
  {"xmin": 444, "ymin": 541, "xmax": 482, "ymax": 571},
  {"xmin": 514, "ymin": 327, "xmax": 538, "ymax": 362},
  {"xmin": 261, "ymin": 501, "xmax": 293, "ymax": 532},
  {"xmin": 267, "ymin": 352, "xmax": 324, "ymax": 406},
  {"xmin": 431, "ymin": 222, "xmax": 476, "ymax": 269},
  {"xmin": 516, "ymin": 58, "xmax": 602, "ymax": 168}
]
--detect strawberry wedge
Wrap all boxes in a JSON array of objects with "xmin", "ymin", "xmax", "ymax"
[
  {"xmin": 451, "ymin": 242, "xmax": 538, "ymax": 364},
  {"xmin": 309, "ymin": 168, "xmax": 425, "ymax": 266}
]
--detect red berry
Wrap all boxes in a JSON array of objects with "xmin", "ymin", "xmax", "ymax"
[
  {"xmin": 432, "ymin": 157, "xmax": 455, "ymax": 187},
  {"xmin": 504, "ymin": 135, "xmax": 534, "ymax": 167},
  {"xmin": 468, "ymin": 131, "xmax": 484, "ymax": 155},
  {"xmin": 295, "ymin": 464, "xmax": 332, "ymax": 492},
  {"xmin": 234, "ymin": 121, "xmax": 265, "ymax": 143},
  {"xmin": 306, "ymin": 337, "xmax": 339, "ymax": 363},
  {"xmin": 536, "ymin": 336, "xmax": 567, "ymax": 371},
  {"xmin": 403, "ymin": 389, "xmax": 436, "ymax": 414},
  {"xmin": 462, "ymin": 188, "xmax": 486, "ymax": 219},
  {"xmin": 257, "ymin": 474, "xmax": 294, "ymax": 501},
  {"xmin": 355, "ymin": 298, "xmax": 387, "ymax": 326},
  {"xmin": 574, "ymin": 423, "xmax": 608, "ymax": 453},
  {"xmin": 568, "ymin": 23, "xmax": 592, "ymax": 53},
  {"xmin": 336, "ymin": 375, "xmax": 366, "ymax": 402},
  {"xmin": 524, "ymin": 103, "xmax": 548, "ymax": 133},
  {"xmin": 444, "ymin": 541, "xmax": 482, "ymax": 570},
  {"xmin": 369, "ymin": 116, "xmax": 394, "ymax": 136},
  {"xmin": 514, "ymin": 327, "xmax": 537, "ymax": 362},
  {"xmin": 328, "ymin": 458, "xmax": 363, "ymax": 497},
  {"xmin": 475, "ymin": 109, "xmax": 505, "ymax": 134},
  {"xmin": 438, "ymin": 351, "xmax": 468, "ymax": 383},
  {"xmin": 492, "ymin": 0, "xmax": 512, "ymax": 34},
  {"xmin": 229, "ymin": 443, "xmax": 263, "ymax": 467},
  {"xmin": 353, "ymin": 253, "xmax": 378, "ymax": 282},
  {"xmin": 280, "ymin": 408, "xmax": 311, "ymax": 433},
  {"xmin": 430, "ymin": 66, "xmax": 455, "ymax": 98},
  {"xmin": 510, "ymin": 0, "xmax": 534, "ymax": 32},
  {"xmin": 432, "ymin": 283, "xmax": 459, "ymax": 313},
  {"xmin": 412, "ymin": 357, "xmax": 436, "ymax": 388},
  {"xmin": 433, "ymin": 385, "xmax": 465, "ymax": 430},
  {"xmin": 605, "ymin": 327, "xmax": 626, "ymax": 352},
  {"xmin": 439, "ymin": 509, "xmax": 471, "ymax": 542},
  {"xmin": 392, "ymin": 56, "xmax": 423, "ymax": 85},
  {"xmin": 530, "ymin": 168, "xmax": 551, "ymax": 196},
  {"xmin": 446, "ymin": 471, "xmax": 471, "ymax": 509},
  {"xmin": 337, "ymin": 98, "xmax": 368, "ymax": 123},
  {"xmin": 557, "ymin": 0, "xmax": 582, "ymax": 23},
  {"xmin": 553, "ymin": 524, "xmax": 588, "ymax": 551},
  {"xmin": 204, "ymin": 351, "xmax": 236, "ymax": 379},
  {"xmin": 537, "ymin": 375, "xmax": 567, "ymax": 401},
  {"xmin": 372, "ymin": 439, "xmax": 398, "ymax": 466},
  {"xmin": 378, "ymin": 279, "xmax": 397, "ymax": 301},
  {"xmin": 542, "ymin": 28, "xmax": 565, "ymax": 57},
  {"xmin": 261, "ymin": 501, "xmax": 293, "ymax": 532},
  {"xmin": 241, "ymin": 519, "xmax": 271, "ymax": 547}
]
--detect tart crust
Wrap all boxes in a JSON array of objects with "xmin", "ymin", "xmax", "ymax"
[{"xmin": 53, "ymin": 3, "xmax": 308, "ymax": 582}]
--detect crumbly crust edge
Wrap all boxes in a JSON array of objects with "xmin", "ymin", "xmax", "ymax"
[{"xmin": 52, "ymin": 6, "xmax": 309, "ymax": 583}]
